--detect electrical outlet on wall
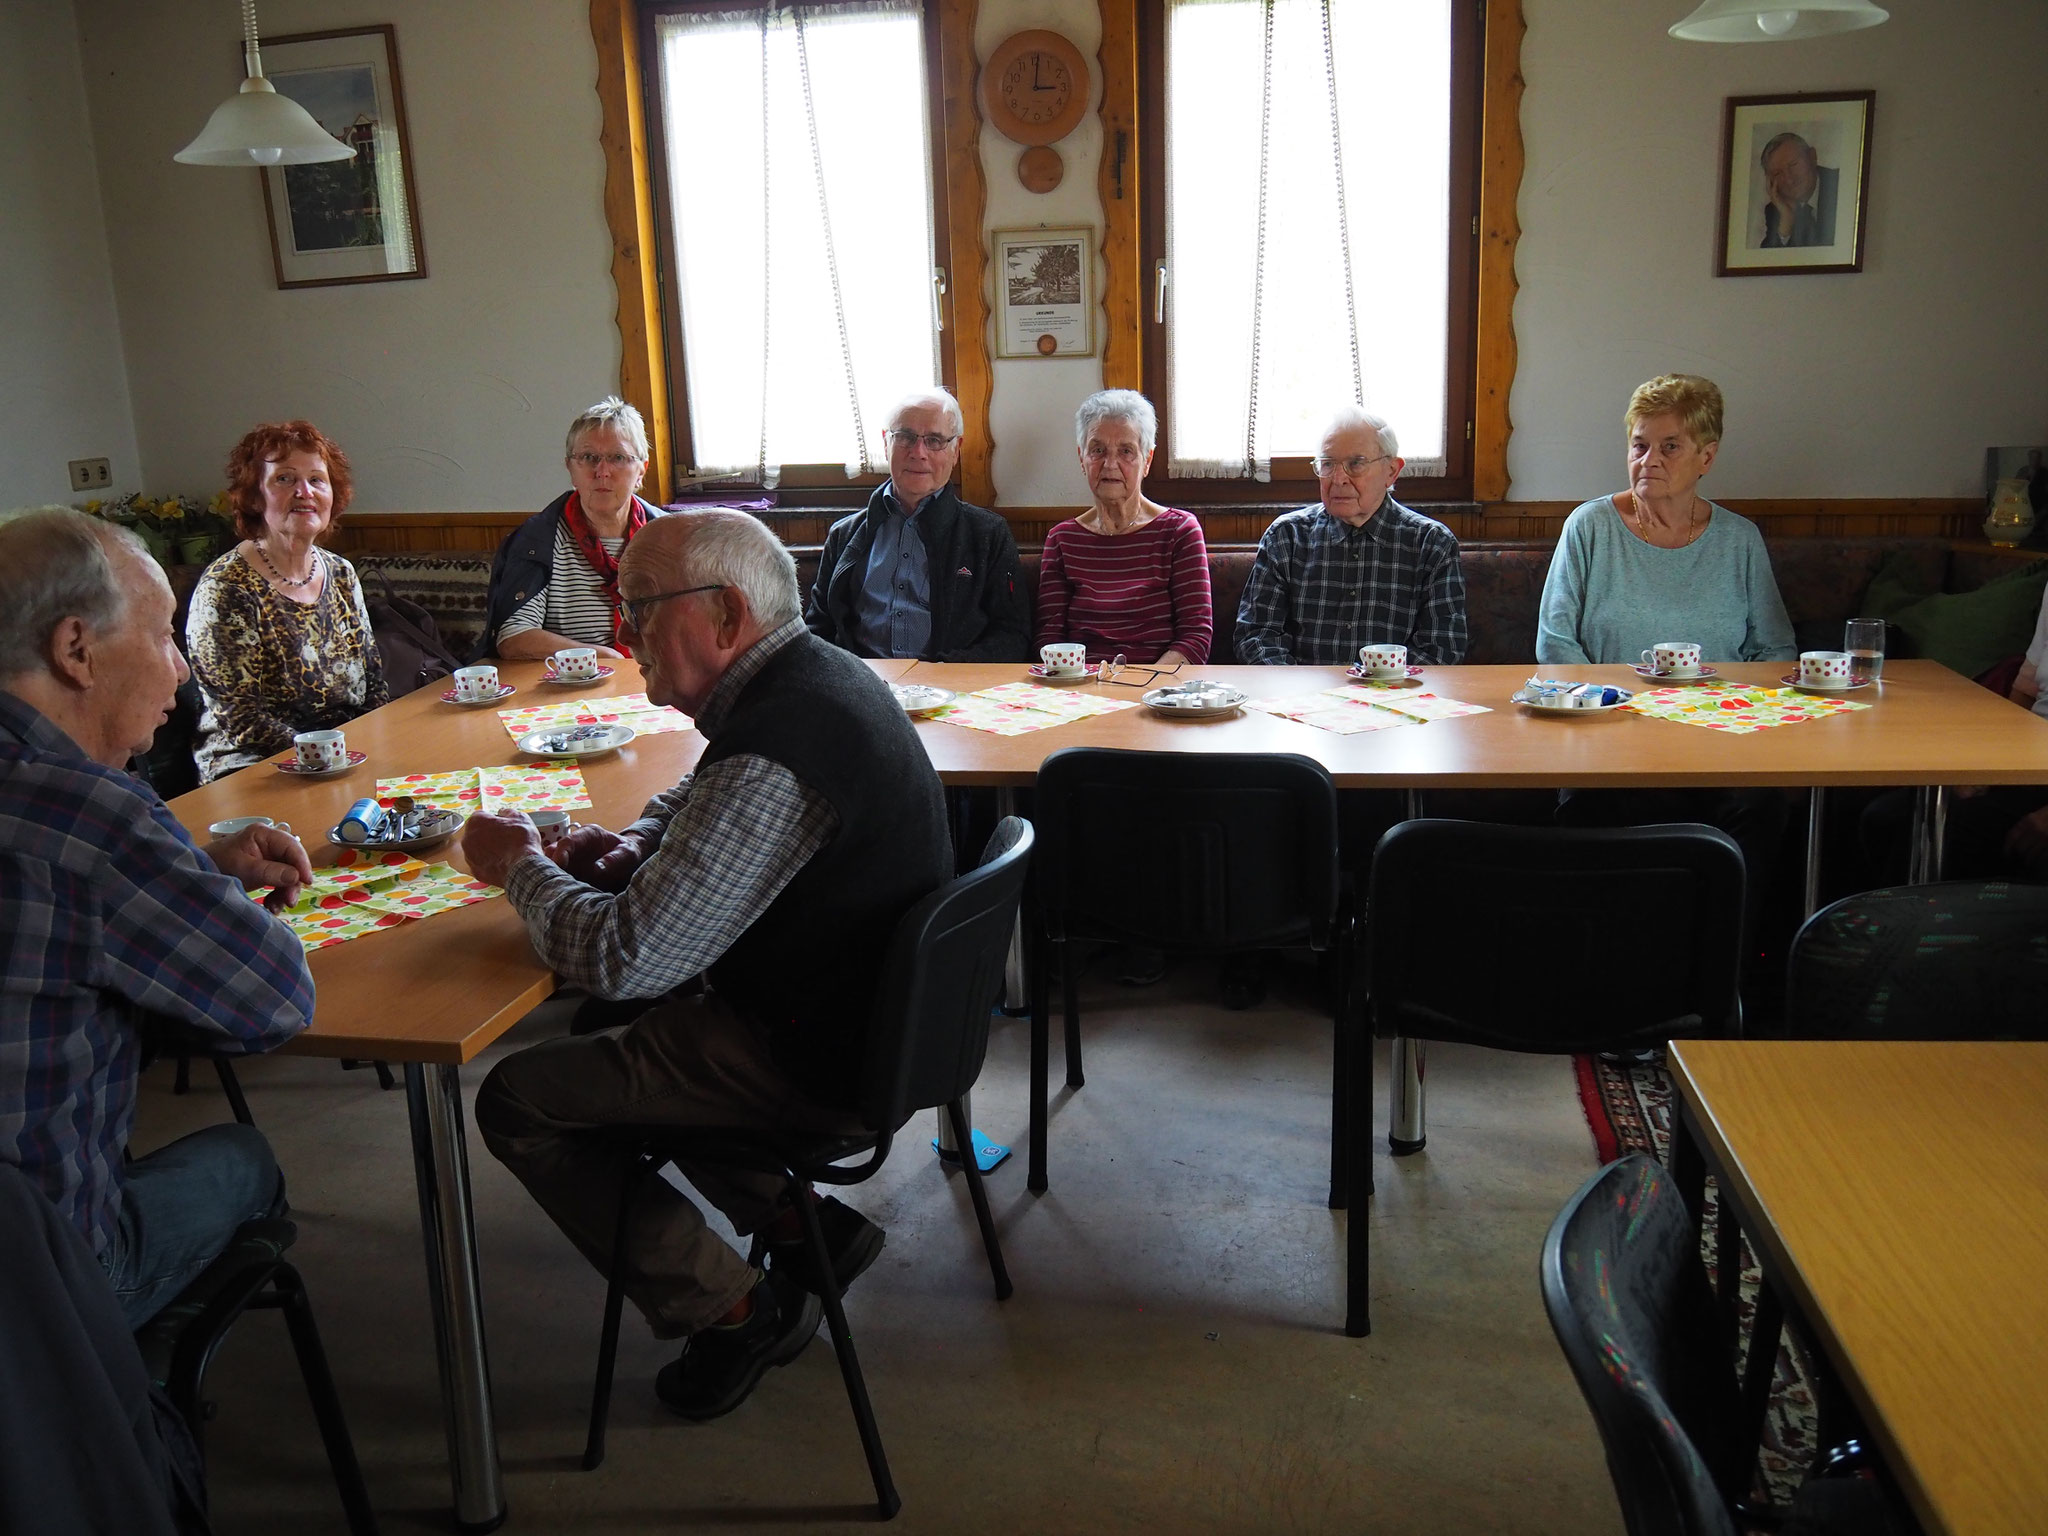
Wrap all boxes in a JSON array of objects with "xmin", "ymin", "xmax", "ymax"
[{"xmin": 68, "ymin": 458, "xmax": 113, "ymax": 492}]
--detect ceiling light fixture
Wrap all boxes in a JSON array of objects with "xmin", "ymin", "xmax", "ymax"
[
  {"xmin": 174, "ymin": 0, "xmax": 355, "ymax": 166},
  {"xmin": 1669, "ymin": 0, "xmax": 1889, "ymax": 42}
]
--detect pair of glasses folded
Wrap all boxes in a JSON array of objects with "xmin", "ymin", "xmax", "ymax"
[{"xmin": 1097, "ymin": 655, "xmax": 1184, "ymax": 689}]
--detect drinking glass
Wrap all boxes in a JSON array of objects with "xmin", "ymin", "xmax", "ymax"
[{"xmin": 1845, "ymin": 617, "xmax": 1885, "ymax": 683}]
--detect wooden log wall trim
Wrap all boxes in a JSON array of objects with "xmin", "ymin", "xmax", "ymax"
[
  {"xmin": 1097, "ymin": 0, "xmax": 1142, "ymax": 394},
  {"xmin": 591, "ymin": 0, "xmax": 673, "ymax": 502},
  {"xmin": 329, "ymin": 498, "xmax": 1984, "ymax": 556},
  {"xmin": 938, "ymin": 0, "xmax": 995, "ymax": 508},
  {"xmin": 1473, "ymin": 0, "xmax": 1525, "ymax": 502}
]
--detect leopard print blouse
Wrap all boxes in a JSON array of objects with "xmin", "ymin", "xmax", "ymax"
[{"xmin": 186, "ymin": 547, "xmax": 390, "ymax": 783}]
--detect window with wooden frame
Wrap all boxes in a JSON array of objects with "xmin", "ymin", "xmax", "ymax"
[
  {"xmin": 641, "ymin": 0, "xmax": 962, "ymax": 503},
  {"xmin": 1138, "ymin": 0, "xmax": 1483, "ymax": 506}
]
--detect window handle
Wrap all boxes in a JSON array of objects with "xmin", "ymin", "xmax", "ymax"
[
  {"xmin": 1153, "ymin": 260, "xmax": 1168, "ymax": 323},
  {"xmin": 931, "ymin": 265, "xmax": 948, "ymax": 332}
]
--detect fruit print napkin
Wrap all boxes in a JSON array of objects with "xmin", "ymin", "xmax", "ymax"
[
  {"xmin": 497, "ymin": 693, "xmax": 693, "ymax": 738},
  {"xmin": 257, "ymin": 860, "xmax": 500, "ymax": 952},
  {"xmin": 929, "ymin": 682, "xmax": 1140, "ymax": 736},
  {"xmin": 1245, "ymin": 687, "xmax": 1491, "ymax": 736},
  {"xmin": 1622, "ymin": 684, "xmax": 1871, "ymax": 735},
  {"xmin": 375, "ymin": 763, "xmax": 594, "ymax": 814}
]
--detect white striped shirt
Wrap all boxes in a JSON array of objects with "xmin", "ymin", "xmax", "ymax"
[{"xmin": 499, "ymin": 525, "xmax": 625, "ymax": 647}]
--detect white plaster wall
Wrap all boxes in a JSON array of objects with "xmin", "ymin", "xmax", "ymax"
[
  {"xmin": 73, "ymin": 0, "xmax": 616, "ymax": 511},
  {"xmin": 1509, "ymin": 0, "xmax": 2048, "ymax": 501},
  {"xmin": 0, "ymin": 0, "xmax": 141, "ymax": 507},
  {"xmin": 978, "ymin": 0, "xmax": 1107, "ymax": 507}
]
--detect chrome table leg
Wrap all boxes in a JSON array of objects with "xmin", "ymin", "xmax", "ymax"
[{"xmin": 1389, "ymin": 1037, "xmax": 1427, "ymax": 1155}]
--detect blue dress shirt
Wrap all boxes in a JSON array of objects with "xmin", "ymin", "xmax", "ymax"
[{"xmin": 853, "ymin": 482, "xmax": 935, "ymax": 659}]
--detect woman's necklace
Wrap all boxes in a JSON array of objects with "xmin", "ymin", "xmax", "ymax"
[
  {"xmin": 253, "ymin": 540, "xmax": 318, "ymax": 590},
  {"xmin": 1627, "ymin": 494, "xmax": 1706, "ymax": 549}
]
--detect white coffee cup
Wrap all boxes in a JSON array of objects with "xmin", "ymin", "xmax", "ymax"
[
  {"xmin": 1359, "ymin": 643, "xmax": 1408, "ymax": 678},
  {"xmin": 1800, "ymin": 650, "xmax": 1854, "ymax": 689},
  {"xmin": 1040, "ymin": 642, "xmax": 1087, "ymax": 675},
  {"xmin": 293, "ymin": 729, "xmax": 347, "ymax": 771},
  {"xmin": 528, "ymin": 809, "xmax": 572, "ymax": 843},
  {"xmin": 208, "ymin": 815, "xmax": 289, "ymax": 839},
  {"xmin": 453, "ymin": 664, "xmax": 500, "ymax": 702},
  {"xmin": 1642, "ymin": 642, "xmax": 1702, "ymax": 677},
  {"xmin": 551, "ymin": 647, "xmax": 600, "ymax": 683}
]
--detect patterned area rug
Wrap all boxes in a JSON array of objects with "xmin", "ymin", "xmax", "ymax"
[{"xmin": 1574, "ymin": 1055, "xmax": 1816, "ymax": 1505}]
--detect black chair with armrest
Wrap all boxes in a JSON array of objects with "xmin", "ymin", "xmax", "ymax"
[
  {"xmin": 1542, "ymin": 1155, "xmax": 1906, "ymax": 1536},
  {"xmin": 1027, "ymin": 748, "xmax": 1354, "ymax": 1205},
  {"xmin": 1349, "ymin": 820, "xmax": 1746, "ymax": 1336},
  {"xmin": 581, "ymin": 818, "xmax": 1034, "ymax": 1520}
]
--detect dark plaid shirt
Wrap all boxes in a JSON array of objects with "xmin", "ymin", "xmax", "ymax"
[
  {"xmin": 1234, "ymin": 498, "xmax": 1468, "ymax": 665},
  {"xmin": 0, "ymin": 691, "xmax": 312, "ymax": 1256}
]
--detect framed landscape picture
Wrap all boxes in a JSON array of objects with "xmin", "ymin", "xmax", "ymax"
[
  {"xmin": 257, "ymin": 25, "xmax": 427, "ymax": 289},
  {"xmin": 1716, "ymin": 91, "xmax": 1873, "ymax": 277},
  {"xmin": 994, "ymin": 227, "xmax": 1093, "ymax": 357}
]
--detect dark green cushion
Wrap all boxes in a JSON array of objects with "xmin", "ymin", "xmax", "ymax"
[{"xmin": 1861, "ymin": 553, "xmax": 2048, "ymax": 679}]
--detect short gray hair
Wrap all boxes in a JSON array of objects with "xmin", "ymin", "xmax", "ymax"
[
  {"xmin": 1760, "ymin": 131, "xmax": 1815, "ymax": 169},
  {"xmin": 652, "ymin": 510, "xmax": 801, "ymax": 628},
  {"xmin": 565, "ymin": 396, "xmax": 650, "ymax": 462},
  {"xmin": 886, "ymin": 388, "xmax": 964, "ymax": 441},
  {"xmin": 1321, "ymin": 404, "xmax": 1399, "ymax": 462},
  {"xmin": 1074, "ymin": 389, "xmax": 1157, "ymax": 456},
  {"xmin": 0, "ymin": 508, "xmax": 150, "ymax": 680}
]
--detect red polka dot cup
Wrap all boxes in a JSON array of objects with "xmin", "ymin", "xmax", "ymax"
[
  {"xmin": 1642, "ymin": 642, "xmax": 1702, "ymax": 678},
  {"xmin": 1799, "ymin": 651, "xmax": 1853, "ymax": 690}
]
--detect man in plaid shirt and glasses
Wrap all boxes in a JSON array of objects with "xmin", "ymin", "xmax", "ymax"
[{"xmin": 1234, "ymin": 407, "xmax": 1467, "ymax": 666}]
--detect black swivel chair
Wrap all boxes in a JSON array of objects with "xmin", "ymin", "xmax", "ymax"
[
  {"xmin": 582, "ymin": 818, "xmax": 1034, "ymax": 1520},
  {"xmin": 1027, "ymin": 748, "xmax": 1354, "ymax": 1204},
  {"xmin": 1783, "ymin": 880, "xmax": 2048, "ymax": 1041},
  {"xmin": 1543, "ymin": 1155, "xmax": 1905, "ymax": 1536},
  {"xmin": 132, "ymin": 1217, "xmax": 379, "ymax": 1535},
  {"xmin": 1349, "ymin": 820, "xmax": 1746, "ymax": 1336}
]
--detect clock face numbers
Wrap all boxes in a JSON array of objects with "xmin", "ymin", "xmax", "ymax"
[{"xmin": 1000, "ymin": 51, "xmax": 1072, "ymax": 126}]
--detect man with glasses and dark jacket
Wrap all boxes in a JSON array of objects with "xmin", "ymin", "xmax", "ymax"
[{"xmin": 805, "ymin": 389, "xmax": 1030, "ymax": 663}]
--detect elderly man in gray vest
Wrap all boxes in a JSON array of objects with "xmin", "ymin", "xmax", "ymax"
[{"xmin": 463, "ymin": 509, "xmax": 952, "ymax": 1423}]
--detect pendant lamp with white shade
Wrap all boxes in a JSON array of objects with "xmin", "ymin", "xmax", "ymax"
[
  {"xmin": 175, "ymin": 0, "xmax": 355, "ymax": 165},
  {"xmin": 1669, "ymin": 0, "xmax": 1889, "ymax": 42}
]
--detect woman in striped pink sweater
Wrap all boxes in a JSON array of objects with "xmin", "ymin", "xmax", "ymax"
[{"xmin": 1035, "ymin": 391, "xmax": 1212, "ymax": 665}]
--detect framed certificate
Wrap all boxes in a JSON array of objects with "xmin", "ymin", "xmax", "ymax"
[{"xmin": 994, "ymin": 227, "xmax": 1094, "ymax": 357}]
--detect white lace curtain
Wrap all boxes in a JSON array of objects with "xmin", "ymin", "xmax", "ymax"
[
  {"xmin": 1164, "ymin": 0, "xmax": 1452, "ymax": 480},
  {"xmin": 655, "ymin": 1, "xmax": 941, "ymax": 485}
]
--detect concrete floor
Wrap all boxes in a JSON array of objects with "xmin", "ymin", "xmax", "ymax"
[{"xmin": 133, "ymin": 955, "xmax": 1625, "ymax": 1535}]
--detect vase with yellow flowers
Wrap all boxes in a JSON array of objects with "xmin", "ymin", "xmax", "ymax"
[{"xmin": 83, "ymin": 493, "xmax": 236, "ymax": 568}]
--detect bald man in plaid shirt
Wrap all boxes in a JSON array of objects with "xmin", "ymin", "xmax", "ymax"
[{"xmin": 1234, "ymin": 407, "xmax": 1467, "ymax": 666}]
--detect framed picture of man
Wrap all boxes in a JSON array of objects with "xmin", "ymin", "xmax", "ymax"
[{"xmin": 1715, "ymin": 92, "xmax": 1873, "ymax": 277}]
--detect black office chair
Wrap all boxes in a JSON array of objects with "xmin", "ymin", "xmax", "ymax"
[
  {"xmin": 1348, "ymin": 820, "xmax": 1746, "ymax": 1336},
  {"xmin": 133, "ymin": 1217, "xmax": 379, "ymax": 1535},
  {"xmin": 1543, "ymin": 1156, "xmax": 1905, "ymax": 1536},
  {"xmin": 1782, "ymin": 880, "xmax": 2048, "ymax": 1041},
  {"xmin": 1028, "ymin": 748, "xmax": 1353, "ymax": 1204},
  {"xmin": 582, "ymin": 818, "xmax": 1034, "ymax": 1520}
]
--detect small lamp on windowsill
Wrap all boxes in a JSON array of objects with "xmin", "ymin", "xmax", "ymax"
[
  {"xmin": 174, "ymin": 0, "xmax": 355, "ymax": 166},
  {"xmin": 1669, "ymin": 0, "xmax": 1888, "ymax": 42}
]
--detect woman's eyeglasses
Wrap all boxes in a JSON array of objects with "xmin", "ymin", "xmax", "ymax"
[
  {"xmin": 1096, "ymin": 654, "xmax": 1182, "ymax": 688},
  {"xmin": 571, "ymin": 451, "xmax": 641, "ymax": 471}
]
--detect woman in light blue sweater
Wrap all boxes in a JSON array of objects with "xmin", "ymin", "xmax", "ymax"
[
  {"xmin": 1537, "ymin": 375, "xmax": 1793, "ymax": 999},
  {"xmin": 1536, "ymin": 374, "xmax": 1794, "ymax": 666}
]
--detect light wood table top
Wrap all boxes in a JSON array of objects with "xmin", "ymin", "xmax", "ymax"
[
  {"xmin": 894, "ymin": 660, "xmax": 2048, "ymax": 789},
  {"xmin": 166, "ymin": 657, "xmax": 915, "ymax": 1064},
  {"xmin": 1669, "ymin": 1040, "xmax": 2048, "ymax": 1536}
]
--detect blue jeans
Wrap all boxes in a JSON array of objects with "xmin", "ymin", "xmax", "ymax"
[{"xmin": 101, "ymin": 1122, "xmax": 285, "ymax": 1327}]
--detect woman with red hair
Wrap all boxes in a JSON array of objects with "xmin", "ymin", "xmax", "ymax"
[{"xmin": 185, "ymin": 421, "xmax": 388, "ymax": 781}]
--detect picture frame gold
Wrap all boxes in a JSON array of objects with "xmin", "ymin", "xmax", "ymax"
[{"xmin": 1715, "ymin": 91, "xmax": 1873, "ymax": 277}]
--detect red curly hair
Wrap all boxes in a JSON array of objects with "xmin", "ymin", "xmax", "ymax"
[{"xmin": 224, "ymin": 421, "xmax": 354, "ymax": 540}]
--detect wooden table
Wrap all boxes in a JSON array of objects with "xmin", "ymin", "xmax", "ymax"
[
  {"xmin": 167, "ymin": 655, "xmax": 2041, "ymax": 1524},
  {"xmin": 1668, "ymin": 1041, "xmax": 2048, "ymax": 1536},
  {"xmin": 167, "ymin": 656, "xmax": 914, "ymax": 1531}
]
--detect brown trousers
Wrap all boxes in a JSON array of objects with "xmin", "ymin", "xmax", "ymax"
[{"xmin": 475, "ymin": 992, "xmax": 867, "ymax": 1338}]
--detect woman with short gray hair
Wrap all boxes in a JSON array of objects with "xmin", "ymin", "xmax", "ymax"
[
  {"xmin": 1034, "ymin": 389, "xmax": 1211, "ymax": 665},
  {"xmin": 479, "ymin": 396, "xmax": 669, "ymax": 660}
]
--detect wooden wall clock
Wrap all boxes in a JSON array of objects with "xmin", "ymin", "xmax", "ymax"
[{"xmin": 979, "ymin": 29, "xmax": 1089, "ymax": 151}]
